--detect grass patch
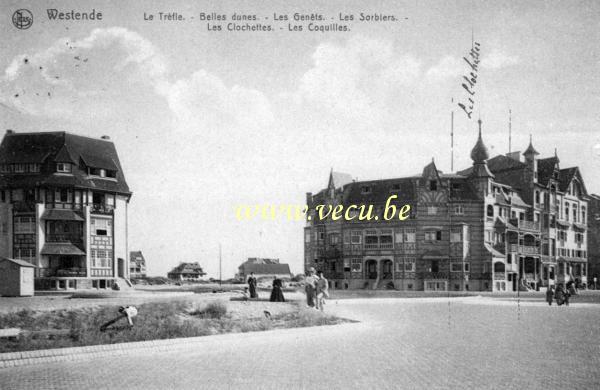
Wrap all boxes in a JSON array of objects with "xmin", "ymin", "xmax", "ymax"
[{"xmin": 0, "ymin": 300, "xmax": 350, "ymax": 353}]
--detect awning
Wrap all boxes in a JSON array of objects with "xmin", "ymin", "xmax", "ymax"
[
  {"xmin": 41, "ymin": 209, "xmax": 84, "ymax": 221},
  {"xmin": 41, "ymin": 243, "xmax": 85, "ymax": 256},
  {"xmin": 573, "ymin": 223, "xmax": 587, "ymax": 231},
  {"xmin": 484, "ymin": 243, "xmax": 505, "ymax": 258},
  {"xmin": 556, "ymin": 220, "xmax": 570, "ymax": 228}
]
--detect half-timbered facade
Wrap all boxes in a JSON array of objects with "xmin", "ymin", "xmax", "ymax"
[
  {"xmin": 0, "ymin": 130, "xmax": 132, "ymax": 290},
  {"xmin": 304, "ymin": 121, "xmax": 589, "ymax": 292}
]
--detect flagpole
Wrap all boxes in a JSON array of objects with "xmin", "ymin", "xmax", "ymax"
[
  {"xmin": 219, "ymin": 243, "xmax": 222, "ymax": 286},
  {"xmin": 451, "ymin": 98, "xmax": 454, "ymax": 172}
]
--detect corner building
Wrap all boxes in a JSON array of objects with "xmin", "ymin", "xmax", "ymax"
[
  {"xmin": 304, "ymin": 121, "xmax": 589, "ymax": 292},
  {"xmin": 0, "ymin": 130, "xmax": 132, "ymax": 290}
]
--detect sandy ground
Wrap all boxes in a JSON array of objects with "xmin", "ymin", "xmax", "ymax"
[{"xmin": 0, "ymin": 290, "xmax": 306, "ymax": 315}]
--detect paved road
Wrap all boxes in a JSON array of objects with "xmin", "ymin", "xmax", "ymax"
[{"xmin": 2, "ymin": 297, "xmax": 600, "ymax": 389}]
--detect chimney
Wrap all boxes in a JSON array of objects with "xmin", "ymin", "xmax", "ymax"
[
  {"xmin": 306, "ymin": 192, "xmax": 313, "ymax": 204},
  {"xmin": 101, "ymin": 135, "xmax": 110, "ymax": 140},
  {"xmin": 6, "ymin": 129, "xmax": 14, "ymax": 135},
  {"xmin": 506, "ymin": 151, "xmax": 520, "ymax": 162}
]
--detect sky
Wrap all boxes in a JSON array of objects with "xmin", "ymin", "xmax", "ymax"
[{"xmin": 1, "ymin": 0, "xmax": 599, "ymax": 278}]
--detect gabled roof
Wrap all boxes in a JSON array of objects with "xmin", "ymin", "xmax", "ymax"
[
  {"xmin": 130, "ymin": 251, "xmax": 145, "ymax": 262},
  {"xmin": 537, "ymin": 157, "xmax": 559, "ymax": 186},
  {"xmin": 168, "ymin": 262, "xmax": 206, "ymax": 275},
  {"xmin": 0, "ymin": 131, "xmax": 130, "ymax": 195},
  {"xmin": 328, "ymin": 171, "xmax": 353, "ymax": 190},
  {"xmin": 558, "ymin": 167, "xmax": 586, "ymax": 194}
]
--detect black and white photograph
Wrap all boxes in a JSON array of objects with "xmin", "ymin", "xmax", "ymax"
[{"xmin": 0, "ymin": 0, "xmax": 599, "ymax": 388}]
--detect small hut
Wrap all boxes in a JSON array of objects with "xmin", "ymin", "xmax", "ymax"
[{"xmin": 0, "ymin": 258, "xmax": 35, "ymax": 296}]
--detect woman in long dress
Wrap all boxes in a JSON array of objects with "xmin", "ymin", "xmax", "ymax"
[
  {"xmin": 269, "ymin": 277, "xmax": 285, "ymax": 302},
  {"xmin": 247, "ymin": 272, "xmax": 258, "ymax": 298}
]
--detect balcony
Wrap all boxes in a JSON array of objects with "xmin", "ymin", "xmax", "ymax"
[
  {"xmin": 420, "ymin": 272, "xmax": 449, "ymax": 279},
  {"xmin": 520, "ymin": 246, "xmax": 540, "ymax": 255},
  {"xmin": 509, "ymin": 219, "xmax": 540, "ymax": 231},
  {"xmin": 91, "ymin": 204, "xmax": 114, "ymax": 215},
  {"xmin": 38, "ymin": 267, "xmax": 87, "ymax": 277},
  {"xmin": 507, "ymin": 244, "xmax": 540, "ymax": 255},
  {"xmin": 46, "ymin": 234, "xmax": 83, "ymax": 244}
]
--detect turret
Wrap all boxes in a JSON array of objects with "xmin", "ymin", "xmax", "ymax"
[
  {"xmin": 469, "ymin": 119, "xmax": 494, "ymax": 196},
  {"xmin": 523, "ymin": 135, "xmax": 539, "ymax": 183}
]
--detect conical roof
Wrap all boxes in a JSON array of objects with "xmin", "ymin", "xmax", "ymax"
[{"xmin": 470, "ymin": 119, "xmax": 489, "ymax": 163}]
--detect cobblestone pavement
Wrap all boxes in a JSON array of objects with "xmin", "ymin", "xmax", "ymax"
[{"xmin": 2, "ymin": 297, "xmax": 600, "ymax": 389}]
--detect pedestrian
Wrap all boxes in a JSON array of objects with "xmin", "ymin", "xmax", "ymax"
[
  {"xmin": 247, "ymin": 272, "xmax": 258, "ymax": 299},
  {"xmin": 269, "ymin": 276, "xmax": 285, "ymax": 302},
  {"xmin": 546, "ymin": 285, "xmax": 554, "ymax": 306},
  {"xmin": 555, "ymin": 283, "xmax": 565, "ymax": 306},
  {"xmin": 316, "ymin": 271, "xmax": 329, "ymax": 311},
  {"xmin": 305, "ymin": 267, "xmax": 318, "ymax": 308}
]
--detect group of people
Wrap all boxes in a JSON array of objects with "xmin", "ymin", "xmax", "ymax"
[
  {"xmin": 546, "ymin": 281, "xmax": 578, "ymax": 306},
  {"xmin": 244, "ymin": 272, "xmax": 285, "ymax": 302},
  {"xmin": 244, "ymin": 268, "xmax": 330, "ymax": 308},
  {"xmin": 304, "ymin": 267, "xmax": 329, "ymax": 310}
]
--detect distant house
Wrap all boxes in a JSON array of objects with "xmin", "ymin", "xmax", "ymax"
[
  {"xmin": 167, "ymin": 262, "xmax": 206, "ymax": 281},
  {"xmin": 129, "ymin": 251, "xmax": 147, "ymax": 279},
  {"xmin": 237, "ymin": 258, "xmax": 292, "ymax": 281}
]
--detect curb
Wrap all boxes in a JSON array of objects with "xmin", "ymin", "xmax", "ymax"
[{"xmin": 0, "ymin": 321, "xmax": 364, "ymax": 369}]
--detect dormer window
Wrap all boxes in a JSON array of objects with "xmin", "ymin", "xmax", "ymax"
[
  {"xmin": 361, "ymin": 186, "xmax": 372, "ymax": 194},
  {"xmin": 391, "ymin": 184, "xmax": 401, "ymax": 191},
  {"xmin": 56, "ymin": 163, "xmax": 72, "ymax": 173}
]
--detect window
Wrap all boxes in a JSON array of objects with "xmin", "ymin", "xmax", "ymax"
[
  {"xmin": 92, "ymin": 249, "xmax": 113, "ymax": 268},
  {"xmin": 450, "ymin": 230, "xmax": 461, "ymax": 242},
  {"xmin": 329, "ymin": 233, "xmax": 340, "ymax": 245},
  {"xmin": 454, "ymin": 205, "xmax": 464, "ymax": 215},
  {"xmin": 404, "ymin": 228, "xmax": 416, "ymax": 242},
  {"xmin": 425, "ymin": 230, "xmax": 442, "ymax": 241},
  {"xmin": 391, "ymin": 184, "xmax": 401, "ymax": 191},
  {"xmin": 361, "ymin": 186, "xmax": 371, "ymax": 194},
  {"xmin": 305, "ymin": 231, "xmax": 311, "ymax": 243},
  {"xmin": 572, "ymin": 204, "xmax": 578, "ymax": 223},
  {"xmin": 582, "ymin": 206, "xmax": 586, "ymax": 224},
  {"xmin": 451, "ymin": 262, "xmax": 469, "ymax": 272},
  {"xmin": 534, "ymin": 191, "xmax": 540, "ymax": 205},
  {"xmin": 14, "ymin": 216, "xmax": 35, "ymax": 234},
  {"xmin": 56, "ymin": 163, "xmax": 72, "ymax": 173},
  {"xmin": 341, "ymin": 258, "xmax": 350, "ymax": 272},
  {"xmin": 429, "ymin": 180, "xmax": 438, "ymax": 191},
  {"xmin": 365, "ymin": 230, "xmax": 378, "ymax": 248},
  {"xmin": 431, "ymin": 260, "xmax": 439, "ymax": 273},
  {"xmin": 395, "ymin": 231, "xmax": 403, "ymax": 243},
  {"xmin": 351, "ymin": 259, "xmax": 362, "ymax": 272},
  {"xmin": 487, "ymin": 205, "xmax": 494, "ymax": 217},
  {"xmin": 380, "ymin": 229, "xmax": 393, "ymax": 248},
  {"xmin": 404, "ymin": 258, "xmax": 416, "ymax": 272},
  {"xmin": 565, "ymin": 203, "xmax": 569, "ymax": 221},
  {"xmin": 427, "ymin": 206, "xmax": 438, "ymax": 215},
  {"xmin": 351, "ymin": 231, "xmax": 362, "ymax": 244}
]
